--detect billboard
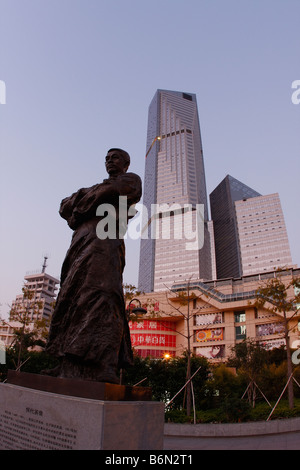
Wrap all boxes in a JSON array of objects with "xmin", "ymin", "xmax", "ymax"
[
  {"xmin": 195, "ymin": 313, "xmax": 223, "ymax": 326},
  {"xmin": 259, "ymin": 338, "xmax": 285, "ymax": 350},
  {"xmin": 196, "ymin": 345, "xmax": 225, "ymax": 359},
  {"xmin": 295, "ymin": 286, "xmax": 300, "ymax": 310},
  {"xmin": 195, "ymin": 328, "xmax": 224, "ymax": 342},
  {"xmin": 256, "ymin": 322, "xmax": 284, "ymax": 337}
]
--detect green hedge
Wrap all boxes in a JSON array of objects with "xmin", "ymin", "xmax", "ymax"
[{"xmin": 165, "ymin": 399, "xmax": 300, "ymax": 423}]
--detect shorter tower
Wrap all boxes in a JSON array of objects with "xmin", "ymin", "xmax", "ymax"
[
  {"xmin": 234, "ymin": 193, "xmax": 293, "ymax": 276},
  {"xmin": 210, "ymin": 175, "xmax": 293, "ymax": 278}
]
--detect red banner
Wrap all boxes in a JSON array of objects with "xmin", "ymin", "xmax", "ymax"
[
  {"xmin": 131, "ymin": 333, "xmax": 176, "ymax": 348},
  {"xmin": 129, "ymin": 320, "xmax": 175, "ymax": 332}
]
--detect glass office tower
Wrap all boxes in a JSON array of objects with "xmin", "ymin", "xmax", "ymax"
[
  {"xmin": 210, "ymin": 175, "xmax": 261, "ymax": 279},
  {"xmin": 138, "ymin": 90, "xmax": 213, "ymax": 292},
  {"xmin": 210, "ymin": 175, "xmax": 293, "ymax": 278},
  {"xmin": 235, "ymin": 192, "xmax": 293, "ymax": 276}
]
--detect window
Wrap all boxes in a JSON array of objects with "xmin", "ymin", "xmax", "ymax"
[
  {"xmin": 234, "ymin": 310, "xmax": 246, "ymax": 322},
  {"xmin": 182, "ymin": 93, "xmax": 192, "ymax": 101},
  {"xmin": 235, "ymin": 325, "xmax": 247, "ymax": 340}
]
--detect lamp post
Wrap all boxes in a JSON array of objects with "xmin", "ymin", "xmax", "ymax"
[
  {"xmin": 126, "ymin": 298, "xmax": 147, "ymax": 320},
  {"xmin": 145, "ymin": 136, "xmax": 161, "ymax": 159},
  {"xmin": 120, "ymin": 299, "xmax": 147, "ymax": 385}
]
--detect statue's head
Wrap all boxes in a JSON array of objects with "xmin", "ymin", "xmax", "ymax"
[{"xmin": 105, "ymin": 148, "xmax": 130, "ymax": 176}]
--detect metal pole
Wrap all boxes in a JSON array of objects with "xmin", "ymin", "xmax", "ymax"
[
  {"xmin": 133, "ymin": 377, "xmax": 148, "ymax": 387},
  {"xmin": 167, "ymin": 365, "xmax": 202, "ymax": 408},
  {"xmin": 190, "ymin": 380, "xmax": 196, "ymax": 424},
  {"xmin": 267, "ymin": 372, "xmax": 293, "ymax": 421},
  {"xmin": 253, "ymin": 381, "xmax": 272, "ymax": 407}
]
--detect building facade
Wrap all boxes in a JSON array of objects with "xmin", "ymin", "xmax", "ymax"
[
  {"xmin": 0, "ymin": 264, "xmax": 59, "ymax": 347},
  {"xmin": 235, "ymin": 193, "xmax": 293, "ymax": 276},
  {"xmin": 138, "ymin": 89, "xmax": 214, "ymax": 292},
  {"xmin": 130, "ymin": 268, "xmax": 300, "ymax": 362},
  {"xmin": 10, "ymin": 271, "xmax": 59, "ymax": 322}
]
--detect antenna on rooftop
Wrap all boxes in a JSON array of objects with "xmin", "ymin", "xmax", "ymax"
[{"xmin": 42, "ymin": 255, "xmax": 48, "ymax": 273}]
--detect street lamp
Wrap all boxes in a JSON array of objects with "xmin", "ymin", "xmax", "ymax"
[
  {"xmin": 145, "ymin": 136, "xmax": 161, "ymax": 159},
  {"xmin": 120, "ymin": 299, "xmax": 148, "ymax": 385},
  {"xmin": 126, "ymin": 298, "xmax": 147, "ymax": 319}
]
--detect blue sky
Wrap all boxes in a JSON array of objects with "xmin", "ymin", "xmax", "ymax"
[{"xmin": 0, "ymin": 0, "xmax": 299, "ymax": 318}]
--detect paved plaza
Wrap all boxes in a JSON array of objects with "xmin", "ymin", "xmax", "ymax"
[
  {"xmin": 164, "ymin": 431, "xmax": 300, "ymax": 450},
  {"xmin": 163, "ymin": 419, "xmax": 300, "ymax": 450}
]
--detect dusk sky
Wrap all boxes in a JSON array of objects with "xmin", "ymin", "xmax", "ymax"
[{"xmin": 0, "ymin": 0, "xmax": 299, "ymax": 318}]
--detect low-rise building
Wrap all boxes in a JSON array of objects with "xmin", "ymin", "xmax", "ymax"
[
  {"xmin": 129, "ymin": 268, "xmax": 300, "ymax": 361},
  {"xmin": 11, "ymin": 271, "xmax": 59, "ymax": 322},
  {"xmin": 1, "ymin": 261, "xmax": 59, "ymax": 348}
]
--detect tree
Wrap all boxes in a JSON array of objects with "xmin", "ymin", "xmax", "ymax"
[
  {"xmin": 228, "ymin": 339, "xmax": 270, "ymax": 407},
  {"xmin": 123, "ymin": 280, "xmax": 209, "ymax": 416},
  {"xmin": 123, "ymin": 353, "xmax": 210, "ymax": 412},
  {"xmin": 166, "ymin": 282, "xmax": 196, "ymax": 416},
  {"xmin": 123, "ymin": 283, "xmax": 143, "ymax": 302},
  {"xmin": 255, "ymin": 269, "xmax": 300, "ymax": 409},
  {"xmin": 152, "ymin": 280, "xmax": 213, "ymax": 416}
]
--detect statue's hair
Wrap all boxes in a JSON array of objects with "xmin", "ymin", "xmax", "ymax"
[{"xmin": 107, "ymin": 148, "xmax": 130, "ymax": 168}]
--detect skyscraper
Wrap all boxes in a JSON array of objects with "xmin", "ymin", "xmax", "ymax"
[
  {"xmin": 210, "ymin": 175, "xmax": 293, "ymax": 278},
  {"xmin": 138, "ymin": 90, "xmax": 213, "ymax": 292}
]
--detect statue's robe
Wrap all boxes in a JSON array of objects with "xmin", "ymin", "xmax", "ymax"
[{"xmin": 46, "ymin": 172, "xmax": 142, "ymax": 383}]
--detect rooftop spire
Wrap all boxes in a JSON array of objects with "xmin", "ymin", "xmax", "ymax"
[{"xmin": 42, "ymin": 256, "xmax": 48, "ymax": 273}]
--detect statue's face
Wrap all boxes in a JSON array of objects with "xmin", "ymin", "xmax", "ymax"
[{"xmin": 105, "ymin": 151, "xmax": 127, "ymax": 176}]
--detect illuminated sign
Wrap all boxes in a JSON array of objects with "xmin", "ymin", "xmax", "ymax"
[
  {"xmin": 129, "ymin": 320, "xmax": 176, "ymax": 351},
  {"xmin": 129, "ymin": 320, "xmax": 175, "ymax": 331},
  {"xmin": 131, "ymin": 333, "xmax": 176, "ymax": 348}
]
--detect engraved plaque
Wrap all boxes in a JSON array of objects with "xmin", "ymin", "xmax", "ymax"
[{"xmin": 0, "ymin": 383, "xmax": 164, "ymax": 450}]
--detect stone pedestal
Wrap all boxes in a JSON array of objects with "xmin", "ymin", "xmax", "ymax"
[
  {"xmin": 0, "ymin": 372, "xmax": 164, "ymax": 450},
  {"xmin": 6, "ymin": 370, "xmax": 153, "ymax": 401}
]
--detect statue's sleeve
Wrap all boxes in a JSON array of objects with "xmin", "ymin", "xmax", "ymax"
[
  {"xmin": 117, "ymin": 172, "xmax": 142, "ymax": 207},
  {"xmin": 61, "ymin": 173, "xmax": 142, "ymax": 230},
  {"xmin": 59, "ymin": 187, "xmax": 93, "ymax": 229}
]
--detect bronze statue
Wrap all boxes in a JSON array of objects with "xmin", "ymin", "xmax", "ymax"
[{"xmin": 45, "ymin": 149, "xmax": 142, "ymax": 383}]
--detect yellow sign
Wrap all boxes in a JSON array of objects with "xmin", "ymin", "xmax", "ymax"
[{"xmin": 196, "ymin": 328, "xmax": 223, "ymax": 342}]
